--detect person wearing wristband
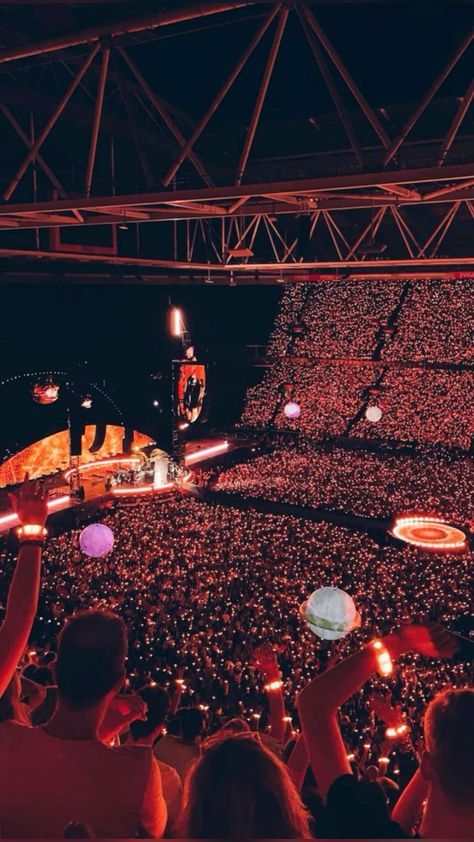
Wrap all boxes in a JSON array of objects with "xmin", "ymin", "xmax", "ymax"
[
  {"xmin": 297, "ymin": 622, "xmax": 460, "ymax": 838},
  {"xmin": 253, "ymin": 643, "xmax": 286, "ymax": 744},
  {"xmin": 0, "ymin": 475, "xmax": 48, "ymax": 700}
]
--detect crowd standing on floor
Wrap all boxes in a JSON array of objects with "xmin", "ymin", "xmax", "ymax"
[{"xmin": 0, "ymin": 484, "xmax": 471, "ymax": 838}]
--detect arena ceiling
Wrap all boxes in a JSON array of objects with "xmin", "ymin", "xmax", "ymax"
[{"xmin": 0, "ymin": 0, "xmax": 472, "ymax": 283}]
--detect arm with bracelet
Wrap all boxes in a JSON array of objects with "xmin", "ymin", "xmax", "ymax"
[
  {"xmin": 0, "ymin": 475, "xmax": 48, "ymax": 698},
  {"xmin": 253, "ymin": 643, "xmax": 286, "ymax": 743},
  {"xmin": 297, "ymin": 623, "xmax": 458, "ymax": 799}
]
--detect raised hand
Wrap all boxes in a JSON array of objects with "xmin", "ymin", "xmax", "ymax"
[
  {"xmin": 100, "ymin": 692, "xmax": 147, "ymax": 742},
  {"xmin": 399, "ymin": 622, "xmax": 459, "ymax": 659},
  {"xmin": 8, "ymin": 474, "xmax": 48, "ymax": 527},
  {"xmin": 253, "ymin": 643, "xmax": 279, "ymax": 679}
]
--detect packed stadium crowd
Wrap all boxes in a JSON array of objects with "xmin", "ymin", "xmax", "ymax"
[
  {"xmin": 0, "ymin": 485, "xmax": 471, "ymax": 838},
  {"xmin": 215, "ymin": 443, "xmax": 474, "ymax": 523},
  {"xmin": 291, "ymin": 280, "xmax": 404, "ymax": 360},
  {"xmin": 0, "ymin": 276, "xmax": 471, "ymax": 839},
  {"xmin": 241, "ymin": 280, "xmax": 474, "ymax": 449},
  {"xmin": 381, "ymin": 280, "xmax": 474, "ymax": 364}
]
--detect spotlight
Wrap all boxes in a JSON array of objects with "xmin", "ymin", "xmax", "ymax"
[
  {"xmin": 170, "ymin": 307, "xmax": 184, "ymax": 337},
  {"xmin": 153, "ymin": 400, "xmax": 159, "ymax": 408}
]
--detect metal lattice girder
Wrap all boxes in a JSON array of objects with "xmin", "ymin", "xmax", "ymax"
[
  {"xmin": 0, "ymin": 163, "xmax": 472, "ymax": 228},
  {"xmin": 0, "ymin": 3, "xmax": 253, "ymax": 64}
]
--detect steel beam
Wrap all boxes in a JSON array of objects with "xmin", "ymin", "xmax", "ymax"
[
  {"xmin": 298, "ymin": 8, "xmax": 363, "ymax": 165},
  {"xmin": 424, "ymin": 176, "xmax": 474, "ymax": 201},
  {"xmin": 0, "ymin": 103, "xmax": 84, "ymax": 223},
  {"xmin": 3, "ymin": 44, "xmax": 101, "ymax": 201},
  {"xmin": 0, "ymin": 163, "xmax": 471, "ymax": 217},
  {"xmin": 118, "ymin": 46, "xmax": 213, "ymax": 187},
  {"xmin": 162, "ymin": 4, "xmax": 280, "ymax": 187},
  {"xmin": 0, "ymin": 2, "xmax": 252, "ymax": 64},
  {"xmin": 236, "ymin": 9, "xmax": 288, "ymax": 185},
  {"xmin": 85, "ymin": 47, "xmax": 110, "ymax": 197},
  {"xmin": 1, "ymin": 192, "xmax": 474, "ymax": 232},
  {"xmin": 0, "ymin": 246, "xmax": 471, "ymax": 274},
  {"xmin": 383, "ymin": 28, "xmax": 474, "ymax": 165},
  {"xmin": 438, "ymin": 78, "xmax": 474, "ymax": 165},
  {"xmin": 303, "ymin": 6, "xmax": 391, "ymax": 148}
]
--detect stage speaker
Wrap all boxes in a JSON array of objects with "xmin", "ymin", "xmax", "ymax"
[
  {"xmin": 70, "ymin": 419, "xmax": 84, "ymax": 457},
  {"xmin": 89, "ymin": 422, "xmax": 107, "ymax": 454},
  {"xmin": 123, "ymin": 426, "xmax": 134, "ymax": 454}
]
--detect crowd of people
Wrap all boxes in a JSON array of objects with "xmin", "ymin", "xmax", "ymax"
[
  {"xmin": 381, "ymin": 280, "xmax": 474, "ymax": 364},
  {"xmin": 215, "ymin": 443, "xmax": 473, "ymax": 524},
  {"xmin": 0, "ymin": 276, "xmax": 471, "ymax": 838},
  {"xmin": 290, "ymin": 280, "xmax": 403, "ymax": 360},
  {"xmin": 0, "ymin": 484, "xmax": 471, "ymax": 837},
  {"xmin": 241, "ymin": 280, "xmax": 474, "ymax": 449}
]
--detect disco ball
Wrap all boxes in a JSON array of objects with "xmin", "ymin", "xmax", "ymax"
[
  {"xmin": 79, "ymin": 523, "xmax": 114, "ymax": 558},
  {"xmin": 31, "ymin": 382, "xmax": 60, "ymax": 405},
  {"xmin": 284, "ymin": 401, "xmax": 301, "ymax": 419},
  {"xmin": 300, "ymin": 586, "xmax": 361, "ymax": 640},
  {"xmin": 365, "ymin": 405, "xmax": 383, "ymax": 423}
]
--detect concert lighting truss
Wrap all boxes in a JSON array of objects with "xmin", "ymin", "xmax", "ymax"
[{"xmin": 0, "ymin": 1, "xmax": 472, "ymax": 283}]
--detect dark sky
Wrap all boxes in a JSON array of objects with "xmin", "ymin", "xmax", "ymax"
[{"xmin": 0, "ymin": 283, "xmax": 280, "ymax": 454}]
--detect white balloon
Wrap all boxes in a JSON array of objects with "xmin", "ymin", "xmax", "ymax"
[
  {"xmin": 300, "ymin": 586, "xmax": 361, "ymax": 640},
  {"xmin": 284, "ymin": 401, "xmax": 301, "ymax": 419},
  {"xmin": 365, "ymin": 405, "xmax": 383, "ymax": 423}
]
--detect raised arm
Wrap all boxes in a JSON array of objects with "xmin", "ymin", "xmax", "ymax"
[
  {"xmin": 0, "ymin": 477, "xmax": 48, "ymax": 698},
  {"xmin": 286, "ymin": 732, "xmax": 310, "ymax": 792},
  {"xmin": 297, "ymin": 624, "xmax": 457, "ymax": 799},
  {"xmin": 253, "ymin": 643, "xmax": 286, "ymax": 743},
  {"xmin": 391, "ymin": 768, "xmax": 428, "ymax": 834}
]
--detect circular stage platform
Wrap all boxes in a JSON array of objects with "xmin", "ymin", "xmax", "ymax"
[{"xmin": 389, "ymin": 515, "xmax": 468, "ymax": 551}]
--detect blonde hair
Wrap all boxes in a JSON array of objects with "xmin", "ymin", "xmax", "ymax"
[
  {"xmin": 179, "ymin": 734, "xmax": 311, "ymax": 838},
  {"xmin": 424, "ymin": 688, "xmax": 474, "ymax": 805}
]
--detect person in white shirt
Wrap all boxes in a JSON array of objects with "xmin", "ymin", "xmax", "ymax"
[
  {"xmin": 154, "ymin": 707, "xmax": 204, "ymax": 784},
  {"xmin": 130, "ymin": 685, "xmax": 182, "ymax": 834},
  {"xmin": 0, "ymin": 610, "xmax": 167, "ymax": 838}
]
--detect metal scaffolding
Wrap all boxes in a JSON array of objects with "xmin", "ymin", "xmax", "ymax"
[{"xmin": 0, "ymin": 1, "xmax": 471, "ymax": 282}]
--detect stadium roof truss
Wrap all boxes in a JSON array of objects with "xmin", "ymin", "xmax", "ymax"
[{"xmin": 0, "ymin": 0, "xmax": 473, "ymax": 282}]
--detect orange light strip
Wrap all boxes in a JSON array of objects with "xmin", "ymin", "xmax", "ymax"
[
  {"xmin": 185, "ymin": 441, "xmax": 229, "ymax": 464},
  {"xmin": 112, "ymin": 484, "xmax": 156, "ymax": 495}
]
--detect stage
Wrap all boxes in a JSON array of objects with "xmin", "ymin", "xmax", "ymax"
[{"xmin": 0, "ymin": 436, "xmax": 237, "ymax": 534}]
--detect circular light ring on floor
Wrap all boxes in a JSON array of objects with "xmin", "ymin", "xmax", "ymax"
[{"xmin": 389, "ymin": 515, "xmax": 467, "ymax": 551}]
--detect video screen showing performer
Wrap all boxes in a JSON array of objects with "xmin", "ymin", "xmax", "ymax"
[{"xmin": 175, "ymin": 362, "xmax": 206, "ymax": 424}]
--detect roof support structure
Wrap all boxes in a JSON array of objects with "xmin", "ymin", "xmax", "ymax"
[
  {"xmin": 162, "ymin": 4, "xmax": 280, "ymax": 187},
  {"xmin": 383, "ymin": 27, "xmax": 474, "ymax": 166},
  {"xmin": 3, "ymin": 44, "xmax": 101, "ymax": 201},
  {"xmin": 236, "ymin": 8, "xmax": 288, "ymax": 185}
]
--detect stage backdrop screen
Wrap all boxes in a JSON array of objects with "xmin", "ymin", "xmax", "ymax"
[{"xmin": 174, "ymin": 361, "xmax": 207, "ymax": 424}]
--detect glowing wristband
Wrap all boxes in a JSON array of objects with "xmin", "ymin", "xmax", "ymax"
[
  {"xmin": 372, "ymin": 640, "xmax": 393, "ymax": 676},
  {"xmin": 386, "ymin": 724, "xmax": 409, "ymax": 739},
  {"xmin": 264, "ymin": 679, "xmax": 283, "ymax": 692},
  {"xmin": 17, "ymin": 524, "xmax": 48, "ymax": 541}
]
